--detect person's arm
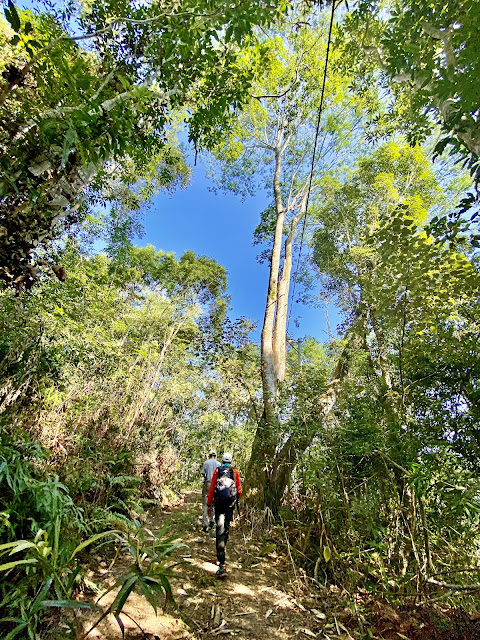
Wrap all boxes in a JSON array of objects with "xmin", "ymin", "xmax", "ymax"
[
  {"xmin": 233, "ymin": 468, "xmax": 242, "ymax": 500},
  {"xmin": 202, "ymin": 462, "xmax": 207, "ymax": 479},
  {"xmin": 207, "ymin": 468, "xmax": 218, "ymax": 507}
]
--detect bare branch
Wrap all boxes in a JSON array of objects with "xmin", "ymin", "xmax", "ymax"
[
  {"xmin": 251, "ymin": 71, "xmax": 299, "ymax": 101},
  {"xmin": 427, "ymin": 578, "xmax": 480, "ymax": 592}
]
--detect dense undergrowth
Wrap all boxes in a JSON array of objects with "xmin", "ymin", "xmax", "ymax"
[{"xmin": 0, "ymin": 425, "xmax": 193, "ymax": 640}]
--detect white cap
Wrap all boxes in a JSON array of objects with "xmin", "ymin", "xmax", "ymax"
[
  {"xmin": 222, "ymin": 452, "xmax": 232, "ymax": 463},
  {"xmin": 209, "ymin": 450, "xmax": 217, "ymax": 457}
]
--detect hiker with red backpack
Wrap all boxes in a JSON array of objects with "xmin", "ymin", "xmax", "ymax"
[{"xmin": 206, "ymin": 452, "xmax": 242, "ymax": 578}]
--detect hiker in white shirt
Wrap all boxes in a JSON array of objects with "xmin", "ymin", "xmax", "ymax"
[{"xmin": 201, "ymin": 450, "xmax": 220, "ymax": 532}]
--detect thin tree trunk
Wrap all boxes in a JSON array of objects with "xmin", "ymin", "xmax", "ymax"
[
  {"xmin": 125, "ymin": 320, "xmax": 183, "ymax": 438},
  {"xmin": 369, "ymin": 311, "xmax": 392, "ymax": 389}
]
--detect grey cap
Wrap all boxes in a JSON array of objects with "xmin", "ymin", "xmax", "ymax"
[{"xmin": 222, "ymin": 452, "xmax": 232, "ymax": 463}]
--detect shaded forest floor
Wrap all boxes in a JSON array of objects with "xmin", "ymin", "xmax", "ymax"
[{"xmin": 77, "ymin": 491, "xmax": 480, "ymax": 640}]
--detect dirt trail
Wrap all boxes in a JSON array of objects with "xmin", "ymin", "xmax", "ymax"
[
  {"xmin": 80, "ymin": 490, "xmax": 350, "ymax": 640},
  {"xmin": 151, "ymin": 490, "xmax": 341, "ymax": 640}
]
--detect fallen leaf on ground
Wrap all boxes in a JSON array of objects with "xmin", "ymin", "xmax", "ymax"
[{"xmin": 311, "ymin": 609, "xmax": 326, "ymax": 620}]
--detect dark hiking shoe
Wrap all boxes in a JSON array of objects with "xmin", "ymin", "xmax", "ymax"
[
  {"xmin": 202, "ymin": 526, "xmax": 208, "ymax": 533},
  {"xmin": 209, "ymin": 521, "xmax": 214, "ymax": 529},
  {"xmin": 216, "ymin": 565, "xmax": 227, "ymax": 579}
]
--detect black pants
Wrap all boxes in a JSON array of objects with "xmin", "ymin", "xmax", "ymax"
[{"xmin": 214, "ymin": 504, "xmax": 234, "ymax": 565}]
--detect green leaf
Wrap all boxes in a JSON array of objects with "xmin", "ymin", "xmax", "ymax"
[
  {"xmin": 4, "ymin": 622, "xmax": 28, "ymax": 640},
  {"xmin": 40, "ymin": 600, "xmax": 95, "ymax": 610},
  {"xmin": 61, "ymin": 127, "xmax": 77, "ymax": 168},
  {"xmin": 65, "ymin": 564, "xmax": 82, "ymax": 593},
  {"xmin": 138, "ymin": 581, "xmax": 158, "ymax": 614},
  {"xmin": 0, "ymin": 540, "xmax": 35, "ymax": 553},
  {"xmin": 112, "ymin": 574, "xmax": 138, "ymax": 616},
  {"xmin": 70, "ymin": 530, "xmax": 121, "ymax": 560},
  {"xmin": 5, "ymin": 2, "xmax": 21, "ymax": 33},
  {"xmin": 0, "ymin": 558, "xmax": 37, "ymax": 571},
  {"xmin": 30, "ymin": 577, "xmax": 54, "ymax": 614},
  {"xmin": 258, "ymin": 542, "xmax": 276, "ymax": 556},
  {"xmin": 158, "ymin": 574, "xmax": 174, "ymax": 601},
  {"xmin": 9, "ymin": 540, "xmax": 37, "ymax": 555},
  {"xmin": 323, "ymin": 546, "xmax": 331, "ymax": 563}
]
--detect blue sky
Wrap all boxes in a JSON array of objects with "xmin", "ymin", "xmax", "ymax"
[{"xmin": 141, "ymin": 160, "xmax": 338, "ymax": 343}]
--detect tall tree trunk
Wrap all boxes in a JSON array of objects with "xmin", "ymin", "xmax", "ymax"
[
  {"xmin": 245, "ymin": 141, "xmax": 286, "ymax": 507},
  {"xmin": 272, "ymin": 195, "xmax": 307, "ymax": 382},
  {"xmin": 245, "ymin": 128, "xmax": 318, "ymax": 510}
]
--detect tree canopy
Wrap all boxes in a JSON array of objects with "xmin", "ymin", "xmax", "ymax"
[{"xmin": 0, "ymin": 0, "xmax": 285, "ymax": 287}]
